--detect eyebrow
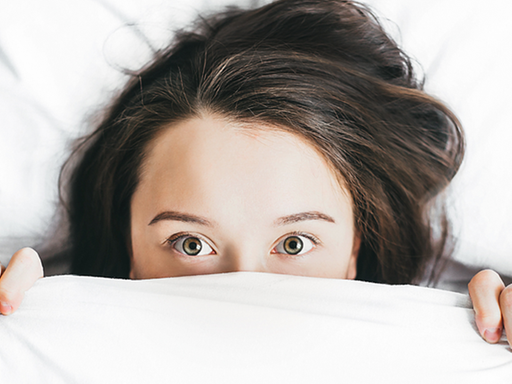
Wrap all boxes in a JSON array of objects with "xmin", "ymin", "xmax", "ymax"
[
  {"xmin": 148, "ymin": 210, "xmax": 335, "ymax": 227},
  {"xmin": 274, "ymin": 211, "xmax": 335, "ymax": 226},
  {"xmin": 148, "ymin": 211, "xmax": 213, "ymax": 226}
]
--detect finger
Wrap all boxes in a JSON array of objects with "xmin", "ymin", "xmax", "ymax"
[
  {"xmin": 0, "ymin": 263, "xmax": 5, "ymax": 275},
  {"xmin": 0, "ymin": 247, "xmax": 44, "ymax": 315},
  {"xmin": 500, "ymin": 285, "xmax": 512, "ymax": 347},
  {"xmin": 468, "ymin": 269, "xmax": 505, "ymax": 343}
]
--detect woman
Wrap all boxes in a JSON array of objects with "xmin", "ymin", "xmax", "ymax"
[{"xmin": 0, "ymin": 0, "xmax": 509, "ymax": 347}]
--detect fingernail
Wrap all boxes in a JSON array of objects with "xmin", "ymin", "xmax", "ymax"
[
  {"xmin": 0, "ymin": 302, "xmax": 12, "ymax": 315},
  {"xmin": 483, "ymin": 328, "xmax": 501, "ymax": 343}
]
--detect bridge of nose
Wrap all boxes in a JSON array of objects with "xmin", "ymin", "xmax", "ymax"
[{"xmin": 218, "ymin": 243, "xmax": 269, "ymax": 273}]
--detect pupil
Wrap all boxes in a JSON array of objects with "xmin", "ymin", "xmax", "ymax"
[
  {"xmin": 284, "ymin": 236, "xmax": 303, "ymax": 255},
  {"xmin": 184, "ymin": 237, "xmax": 201, "ymax": 255}
]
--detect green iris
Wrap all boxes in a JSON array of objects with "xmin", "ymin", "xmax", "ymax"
[
  {"xmin": 183, "ymin": 237, "xmax": 202, "ymax": 255},
  {"xmin": 284, "ymin": 236, "xmax": 303, "ymax": 255}
]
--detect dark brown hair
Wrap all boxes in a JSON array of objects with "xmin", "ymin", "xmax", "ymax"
[{"xmin": 57, "ymin": 0, "xmax": 464, "ymax": 284}]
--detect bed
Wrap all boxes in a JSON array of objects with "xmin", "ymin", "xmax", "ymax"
[{"xmin": 1, "ymin": 0, "xmax": 512, "ymax": 382}]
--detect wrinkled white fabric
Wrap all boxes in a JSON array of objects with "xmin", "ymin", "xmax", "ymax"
[{"xmin": 0, "ymin": 272, "xmax": 510, "ymax": 383}]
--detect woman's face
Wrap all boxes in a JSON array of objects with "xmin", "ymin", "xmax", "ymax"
[{"xmin": 130, "ymin": 115, "xmax": 359, "ymax": 279}]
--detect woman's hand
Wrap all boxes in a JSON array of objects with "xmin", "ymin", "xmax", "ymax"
[
  {"xmin": 0, "ymin": 247, "xmax": 43, "ymax": 315},
  {"xmin": 468, "ymin": 269, "xmax": 512, "ymax": 346}
]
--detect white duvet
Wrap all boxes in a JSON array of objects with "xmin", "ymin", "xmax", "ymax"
[
  {"xmin": 0, "ymin": 272, "xmax": 510, "ymax": 383},
  {"xmin": 2, "ymin": 0, "xmax": 512, "ymax": 382}
]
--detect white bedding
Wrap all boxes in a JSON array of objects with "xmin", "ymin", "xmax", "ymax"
[
  {"xmin": 0, "ymin": 272, "xmax": 510, "ymax": 383},
  {"xmin": 1, "ymin": 1, "xmax": 512, "ymax": 381}
]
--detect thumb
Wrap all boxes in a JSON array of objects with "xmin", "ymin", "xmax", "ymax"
[{"xmin": 0, "ymin": 247, "xmax": 44, "ymax": 315}]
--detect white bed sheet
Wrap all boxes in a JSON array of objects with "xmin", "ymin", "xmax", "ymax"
[{"xmin": 0, "ymin": 272, "xmax": 510, "ymax": 383}]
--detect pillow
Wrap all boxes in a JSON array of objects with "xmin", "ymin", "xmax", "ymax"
[
  {"xmin": 364, "ymin": 0, "xmax": 512, "ymax": 276},
  {"xmin": 1, "ymin": 0, "xmax": 511, "ymax": 275},
  {"xmin": 0, "ymin": 272, "xmax": 510, "ymax": 382}
]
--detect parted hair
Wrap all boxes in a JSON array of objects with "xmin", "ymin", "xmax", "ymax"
[{"xmin": 58, "ymin": 0, "xmax": 464, "ymax": 284}]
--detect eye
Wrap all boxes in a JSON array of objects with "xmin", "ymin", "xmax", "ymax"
[
  {"xmin": 273, "ymin": 234, "xmax": 316, "ymax": 256},
  {"xmin": 172, "ymin": 235, "xmax": 215, "ymax": 256}
]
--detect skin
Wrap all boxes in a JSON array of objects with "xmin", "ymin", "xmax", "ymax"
[
  {"xmin": 0, "ymin": 115, "xmax": 509, "ymax": 351},
  {"xmin": 0, "ymin": 247, "xmax": 43, "ymax": 315},
  {"xmin": 129, "ymin": 116, "xmax": 359, "ymax": 279},
  {"xmin": 468, "ymin": 270, "xmax": 512, "ymax": 346}
]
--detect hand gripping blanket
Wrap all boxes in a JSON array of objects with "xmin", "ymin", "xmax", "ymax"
[{"xmin": 0, "ymin": 272, "xmax": 510, "ymax": 383}]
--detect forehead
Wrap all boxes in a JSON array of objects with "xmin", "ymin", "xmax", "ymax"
[{"xmin": 136, "ymin": 115, "xmax": 351, "ymax": 220}]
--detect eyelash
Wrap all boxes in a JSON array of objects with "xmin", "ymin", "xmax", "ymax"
[
  {"xmin": 164, "ymin": 231, "xmax": 320, "ymax": 256},
  {"xmin": 281, "ymin": 231, "xmax": 320, "ymax": 246},
  {"xmin": 165, "ymin": 232, "xmax": 201, "ymax": 245}
]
